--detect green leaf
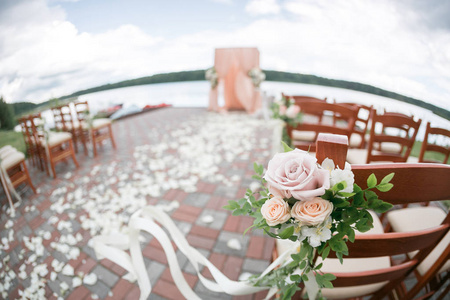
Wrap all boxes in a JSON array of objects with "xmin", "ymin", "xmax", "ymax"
[
  {"xmin": 381, "ymin": 172, "xmax": 395, "ymax": 184},
  {"xmin": 301, "ymin": 274, "xmax": 309, "ymax": 282},
  {"xmin": 336, "ymin": 252, "xmax": 344, "ymax": 264},
  {"xmin": 278, "ymin": 226, "xmax": 295, "ymax": 239},
  {"xmin": 367, "ymin": 173, "xmax": 377, "ymax": 188},
  {"xmin": 290, "ymin": 274, "xmax": 301, "ymax": 282},
  {"xmin": 323, "ymin": 280, "xmax": 334, "ymax": 289},
  {"xmin": 322, "ymin": 273, "xmax": 336, "ymax": 281},
  {"xmin": 252, "ymin": 175, "xmax": 261, "ymax": 180},
  {"xmin": 347, "ymin": 228, "xmax": 356, "ymax": 243},
  {"xmin": 373, "ymin": 202, "xmax": 394, "ymax": 213},
  {"xmin": 376, "ymin": 183, "xmax": 394, "ymax": 192},
  {"xmin": 299, "ymin": 260, "xmax": 307, "ymax": 269},
  {"xmin": 352, "ymin": 191, "xmax": 365, "ymax": 207},
  {"xmin": 321, "ymin": 246, "xmax": 330, "ymax": 260},
  {"xmin": 282, "ymin": 141, "xmax": 294, "ymax": 152}
]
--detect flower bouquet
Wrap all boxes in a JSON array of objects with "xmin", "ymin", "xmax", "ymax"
[
  {"xmin": 225, "ymin": 143, "xmax": 394, "ymax": 299},
  {"xmin": 271, "ymin": 96, "xmax": 302, "ymax": 146},
  {"xmin": 248, "ymin": 68, "xmax": 266, "ymax": 88},
  {"xmin": 205, "ymin": 67, "xmax": 219, "ymax": 89}
]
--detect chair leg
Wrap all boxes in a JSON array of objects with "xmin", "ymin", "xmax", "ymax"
[
  {"xmin": 72, "ymin": 130, "xmax": 79, "ymax": 153},
  {"xmin": 21, "ymin": 161, "xmax": 36, "ymax": 193},
  {"xmin": 68, "ymin": 140, "xmax": 79, "ymax": 168},
  {"xmin": 109, "ymin": 124, "xmax": 116, "ymax": 149},
  {"xmin": 92, "ymin": 130, "xmax": 98, "ymax": 157}
]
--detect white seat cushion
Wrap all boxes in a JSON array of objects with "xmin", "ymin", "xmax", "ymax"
[
  {"xmin": 40, "ymin": 132, "xmax": 72, "ymax": 147},
  {"xmin": 292, "ymin": 130, "xmax": 316, "ymax": 142},
  {"xmin": 387, "ymin": 207, "xmax": 450, "ymax": 275},
  {"xmin": 82, "ymin": 118, "xmax": 111, "ymax": 130},
  {"xmin": 379, "ymin": 142, "xmax": 402, "ymax": 153},
  {"xmin": 407, "ymin": 156, "xmax": 419, "ymax": 163},
  {"xmin": 0, "ymin": 147, "xmax": 17, "ymax": 160},
  {"xmin": 349, "ymin": 133, "xmax": 362, "ymax": 148},
  {"xmin": 1, "ymin": 151, "xmax": 25, "ymax": 170},
  {"xmin": 347, "ymin": 148, "xmax": 368, "ymax": 164},
  {"xmin": 0, "ymin": 145, "xmax": 14, "ymax": 156}
]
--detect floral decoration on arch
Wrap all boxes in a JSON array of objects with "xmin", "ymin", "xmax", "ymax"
[
  {"xmin": 248, "ymin": 68, "xmax": 266, "ymax": 88},
  {"xmin": 225, "ymin": 143, "xmax": 394, "ymax": 299},
  {"xmin": 205, "ymin": 67, "xmax": 219, "ymax": 89}
]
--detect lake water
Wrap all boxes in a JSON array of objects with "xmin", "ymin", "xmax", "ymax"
[{"xmin": 41, "ymin": 80, "xmax": 450, "ymax": 141}]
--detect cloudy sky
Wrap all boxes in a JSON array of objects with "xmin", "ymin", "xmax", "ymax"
[{"xmin": 1, "ymin": 0, "xmax": 449, "ymax": 110}]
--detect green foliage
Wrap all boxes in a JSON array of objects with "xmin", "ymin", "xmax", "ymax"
[
  {"xmin": 10, "ymin": 102, "xmax": 38, "ymax": 117},
  {"xmin": 0, "ymin": 96, "xmax": 16, "ymax": 130},
  {"xmin": 0, "ymin": 130, "xmax": 26, "ymax": 154}
]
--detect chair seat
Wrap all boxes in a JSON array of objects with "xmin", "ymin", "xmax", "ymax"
[
  {"xmin": 292, "ymin": 130, "xmax": 316, "ymax": 142},
  {"xmin": 1, "ymin": 151, "xmax": 25, "ymax": 170},
  {"xmin": 40, "ymin": 132, "xmax": 72, "ymax": 147},
  {"xmin": 387, "ymin": 207, "xmax": 450, "ymax": 275},
  {"xmin": 0, "ymin": 145, "xmax": 14, "ymax": 156},
  {"xmin": 379, "ymin": 142, "xmax": 402, "ymax": 153},
  {"xmin": 407, "ymin": 156, "xmax": 419, "ymax": 163},
  {"xmin": 349, "ymin": 133, "xmax": 362, "ymax": 148},
  {"xmin": 276, "ymin": 211, "xmax": 389, "ymax": 299},
  {"xmin": 0, "ymin": 147, "xmax": 17, "ymax": 160},
  {"xmin": 82, "ymin": 118, "xmax": 112, "ymax": 130}
]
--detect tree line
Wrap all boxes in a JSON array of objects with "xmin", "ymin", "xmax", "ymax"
[{"xmin": 4, "ymin": 70, "xmax": 449, "ymax": 125}]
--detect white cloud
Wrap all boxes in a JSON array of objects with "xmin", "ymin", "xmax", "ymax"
[
  {"xmin": 0, "ymin": 0, "xmax": 449, "ymax": 111},
  {"xmin": 245, "ymin": 0, "xmax": 281, "ymax": 16}
]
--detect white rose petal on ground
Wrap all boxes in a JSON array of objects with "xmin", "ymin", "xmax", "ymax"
[
  {"xmin": 72, "ymin": 277, "xmax": 82, "ymax": 288},
  {"xmin": 227, "ymin": 239, "xmax": 242, "ymax": 250},
  {"xmin": 83, "ymin": 273, "xmax": 98, "ymax": 285},
  {"xmin": 201, "ymin": 215, "xmax": 214, "ymax": 224}
]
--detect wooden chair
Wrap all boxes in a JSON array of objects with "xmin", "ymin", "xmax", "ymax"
[
  {"xmin": 282, "ymin": 94, "xmax": 327, "ymax": 123},
  {"xmin": 285, "ymin": 101, "xmax": 358, "ymax": 152},
  {"xmin": 334, "ymin": 102, "xmax": 373, "ymax": 149},
  {"xmin": 408, "ymin": 122, "xmax": 450, "ymax": 164},
  {"xmin": 73, "ymin": 101, "xmax": 116, "ymax": 157},
  {"xmin": 275, "ymin": 134, "xmax": 450, "ymax": 300},
  {"xmin": 0, "ymin": 147, "xmax": 36, "ymax": 194},
  {"xmin": 346, "ymin": 111, "xmax": 421, "ymax": 164},
  {"xmin": 18, "ymin": 114, "xmax": 45, "ymax": 170},
  {"xmin": 51, "ymin": 103, "xmax": 88, "ymax": 155}
]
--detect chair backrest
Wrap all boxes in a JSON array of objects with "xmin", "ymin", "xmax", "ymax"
[
  {"xmin": 334, "ymin": 102, "xmax": 374, "ymax": 148},
  {"xmin": 418, "ymin": 122, "xmax": 450, "ymax": 164},
  {"xmin": 366, "ymin": 111, "xmax": 421, "ymax": 163},
  {"xmin": 73, "ymin": 101, "xmax": 90, "ymax": 124},
  {"xmin": 51, "ymin": 103, "xmax": 75, "ymax": 131},
  {"xmin": 286, "ymin": 101, "xmax": 358, "ymax": 152},
  {"xmin": 315, "ymin": 134, "xmax": 450, "ymax": 300},
  {"xmin": 18, "ymin": 113, "xmax": 42, "ymax": 144}
]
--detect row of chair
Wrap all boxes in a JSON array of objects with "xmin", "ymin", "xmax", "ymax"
[
  {"xmin": 282, "ymin": 94, "xmax": 450, "ymax": 164},
  {"xmin": 18, "ymin": 101, "xmax": 116, "ymax": 179},
  {"xmin": 275, "ymin": 134, "xmax": 450, "ymax": 300}
]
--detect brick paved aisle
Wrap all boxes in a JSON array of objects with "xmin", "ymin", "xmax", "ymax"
[{"xmin": 0, "ymin": 108, "xmax": 278, "ymax": 300}]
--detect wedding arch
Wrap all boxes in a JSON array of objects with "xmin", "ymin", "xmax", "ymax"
[{"xmin": 208, "ymin": 47, "xmax": 264, "ymax": 113}]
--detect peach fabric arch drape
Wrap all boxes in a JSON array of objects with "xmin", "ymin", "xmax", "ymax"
[{"xmin": 208, "ymin": 48, "xmax": 261, "ymax": 113}]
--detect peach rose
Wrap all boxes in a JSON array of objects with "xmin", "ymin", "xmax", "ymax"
[
  {"xmin": 279, "ymin": 105, "xmax": 287, "ymax": 116},
  {"xmin": 291, "ymin": 198, "xmax": 333, "ymax": 226},
  {"xmin": 261, "ymin": 197, "xmax": 291, "ymax": 226},
  {"xmin": 264, "ymin": 149, "xmax": 330, "ymax": 201},
  {"xmin": 285, "ymin": 105, "xmax": 300, "ymax": 119}
]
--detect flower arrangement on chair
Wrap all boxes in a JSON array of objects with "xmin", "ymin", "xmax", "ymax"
[
  {"xmin": 205, "ymin": 67, "xmax": 219, "ymax": 89},
  {"xmin": 225, "ymin": 142, "xmax": 394, "ymax": 299},
  {"xmin": 271, "ymin": 96, "xmax": 302, "ymax": 146},
  {"xmin": 248, "ymin": 68, "xmax": 266, "ymax": 88}
]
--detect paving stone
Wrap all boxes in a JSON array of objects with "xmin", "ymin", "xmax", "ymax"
[
  {"xmin": 145, "ymin": 260, "xmax": 166, "ymax": 284},
  {"xmin": 82, "ymin": 245, "xmax": 97, "ymax": 260},
  {"xmin": 47, "ymin": 279, "xmax": 64, "ymax": 297},
  {"xmin": 15, "ymin": 224, "xmax": 33, "ymax": 241},
  {"xmin": 242, "ymin": 258, "xmax": 270, "ymax": 274},
  {"xmin": 23, "ymin": 208, "xmax": 40, "ymax": 222},
  {"xmin": 194, "ymin": 280, "xmax": 233, "ymax": 300},
  {"xmin": 173, "ymin": 220, "xmax": 192, "ymax": 236},
  {"xmin": 52, "ymin": 250, "xmax": 69, "ymax": 263},
  {"xmin": 214, "ymin": 185, "xmax": 239, "ymax": 199},
  {"xmin": 214, "ymin": 231, "xmax": 250, "ymax": 257},
  {"xmin": 92, "ymin": 264, "xmax": 120, "ymax": 287},
  {"xmin": 85, "ymin": 278, "xmax": 110, "ymax": 299},
  {"xmin": 183, "ymin": 248, "xmax": 209, "ymax": 275},
  {"xmin": 184, "ymin": 193, "xmax": 211, "ymax": 207},
  {"xmin": 195, "ymin": 209, "xmax": 227, "ymax": 230}
]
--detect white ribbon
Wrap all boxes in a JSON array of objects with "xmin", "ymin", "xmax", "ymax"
[{"xmin": 92, "ymin": 205, "xmax": 315, "ymax": 300}]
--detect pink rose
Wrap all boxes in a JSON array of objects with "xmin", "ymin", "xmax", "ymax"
[
  {"xmin": 291, "ymin": 198, "xmax": 333, "ymax": 226},
  {"xmin": 264, "ymin": 149, "xmax": 330, "ymax": 201},
  {"xmin": 279, "ymin": 105, "xmax": 287, "ymax": 116},
  {"xmin": 268, "ymin": 185, "xmax": 292, "ymax": 199},
  {"xmin": 261, "ymin": 197, "xmax": 291, "ymax": 226},
  {"xmin": 285, "ymin": 105, "xmax": 300, "ymax": 119}
]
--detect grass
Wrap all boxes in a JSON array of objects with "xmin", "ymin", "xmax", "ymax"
[
  {"xmin": 0, "ymin": 130, "xmax": 26, "ymax": 154},
  {"xmin": 409, "ymin": 141, "xmax": 448, "ymax": 163}
]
